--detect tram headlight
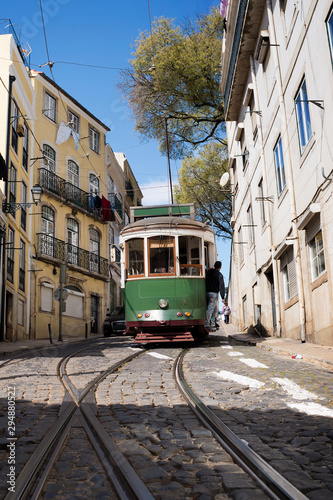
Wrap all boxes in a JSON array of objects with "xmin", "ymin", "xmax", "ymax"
[
  {"xmin": 158, "ymin": 299, "xmax": 168, "ymax": 309},
  {"xmin": 137, "ymin": 313, "xmax": 143, "ymax": 318},
  {"xmin": 185, "ymin": 312, "xmax": 191, "ymax": 317}
]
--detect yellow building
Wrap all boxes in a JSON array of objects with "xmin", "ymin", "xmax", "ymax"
[
  {"xmin": 0, "ymin": 31, "xmax": 36, "ymax": 341},
  {"xmin": 30, "ymin": 71, "xmax": 111, "ymax": 339}
]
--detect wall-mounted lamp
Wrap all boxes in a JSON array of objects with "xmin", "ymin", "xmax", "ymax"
[{"xmin": 4, "ymin": 184, "xmax": 43, "ymax": 213}]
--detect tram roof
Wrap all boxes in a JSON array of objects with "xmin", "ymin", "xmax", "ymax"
[{"xmin": 120, "ymin": 216, "xmax": 214, "ymax": 235}]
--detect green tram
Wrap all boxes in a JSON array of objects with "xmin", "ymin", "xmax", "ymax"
[{"xmin": 119, "ymin": 204, "xmax": 216, "ymax": 343}]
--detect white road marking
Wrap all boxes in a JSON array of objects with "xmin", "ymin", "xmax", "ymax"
[
  {"xmin": 147, "ymin": 352, "xmax": 173, "ymax": 360},
  {"xmin": 227, "ymin": 352, "xmax": 243, "ymax": 357},
  {"xmin": 221, "ymin": 345, "xmax": 233, "ymax": 349},
  {"xmin": 211, "ymin": 370, "xmax": 265, "ymax": 389},
  {"xmin": 286, "ymin": 402, "xmax": 333, "ymax": 418},
  {"xmin": 271, "ymin": 378, "xmax": 317, "ymax": 400},
  {"xmin": 239, "ymin": 358, "xmax": 268, "ymax": 369}
]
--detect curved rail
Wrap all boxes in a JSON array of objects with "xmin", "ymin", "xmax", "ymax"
[
  {"xmin": 173, "ymin": 347, "xmax": 308, "ymax": 500},
  {"xmin": 6, "ymin": 345, "xmax": 155, "ymax": 500}
]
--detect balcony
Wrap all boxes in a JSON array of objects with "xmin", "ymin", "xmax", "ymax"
[
  {"xmin": 37, "ymin": 233, "xmax": 109, "ymax": 278},
  {"xmin": 222, "ymin": 0, "xmax": 266, "ymax": 121},
  {"xmin": 38, "ymin": 168, "xmax": 102, "ymax": 219}
]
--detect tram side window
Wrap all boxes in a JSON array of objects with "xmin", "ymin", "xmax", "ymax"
[
  {"xmin": 149, "ymin": 236, "xmax": 175, "ymax": 275},
  {"xmin": 179, "ymin": 236, "xmax": 202, "ymax": 276},
  {"xmin": 126, "ymin": 238, "xmax": 144, "ymax": 277}
]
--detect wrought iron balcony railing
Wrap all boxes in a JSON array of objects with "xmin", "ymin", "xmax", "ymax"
[
  {"xmin": 39, "ymin": 168, "xmax": 102, "ymax": 218},
  {"xmin": 37, "ymin": 233, "xmax": 109, "ymax": 277}
]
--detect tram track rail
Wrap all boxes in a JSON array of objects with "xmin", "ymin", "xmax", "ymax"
[
  {"xmin": 5, "ymin": 343, "xmax": 155, "ymax": 500},
  {"xmin": 173, "ymin": 345, "xmax": 308, "ymax": 500}
]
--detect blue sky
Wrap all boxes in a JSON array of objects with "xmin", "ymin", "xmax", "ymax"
[{"xmin": 2, "ymin": 0, "xmax": 231, "ymax": 282}]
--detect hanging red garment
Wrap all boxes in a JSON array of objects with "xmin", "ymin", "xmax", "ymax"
[{"xmin": 101, "ymin": 195, "xmax": 115, "ymax": 222}]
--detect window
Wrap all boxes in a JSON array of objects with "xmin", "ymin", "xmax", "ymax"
[
  {"xmin": 19, "ymin": 239, "xmax": 26, "ymax": 291},
  {"xmin": 22, "ymin": 122, "xmax": 29, "ymax": 170},
  {"xmin": 281, "ymin": 247, "xmax": 297, "ymax": 302},
  {"xmin": 21, "ymin": 183, "xmax": 27, "ymax": 231},
  {"xmin": 247, "ymin": 204, "xmax": 255, "ymax": 246},
  {"xmin": 248, "ymin": 92, "xmax": 258, "ymax": 140},
  {"xmin": 308, "ymin": 230, "xmax": 326, "ymax": 281},
  {"xmin": 11, "ymin": 101, "xmax": 18, "ymax": 153},
  {"xmin": 126, "ymin": 238, "xmax": 145, "ymax": 277},
  {"xmin": 9, "ymin": 163, "xmax": 17, "ymax": 206},
  {"xmin": 43, "ymin": 144, "xmax": 56, "ymax": 172},
  {"xmin": 239, "ymin": 130, "xmax": 248, "ymax": 169},
  {"xmin": 18, "ymin": 299, "xmax": 24, "ymax": 326},
  {"xmin": 7, "ymin": 227, "xmax": 14, "ymax": 283},
  {"xmin": 149, "ymin": 236, "xmax": 175, "ymax": 275},
  {"xmin": 89, "ymin": 126, "xmax": 100, "ymax": 154},
  {"xmin": 68, "ymin": 109, "xmax": 79, "ymax": 133},
  {"xmin": 89, "ymin": 229, "xmax": 100, "ymax": 273},
  {"xmin": 295, "ymin": 78, "xmax": 312, "ymax": 153},
  {"xmin": 238, "ymin": 226, "xmax": 244, "ymax": 263},
  {"xmin": 68, "ymin": 160, "xmax": 79, "ymax": 186},
  {"xmin": 63, "ymin": 286, "xmax": 84, "ymax": 318},
  {"xmin": 41, "ymin": 283, "xmax": 53, "ymax": 312},
  {"xmin": 89, "ymin": 173, "xmax": 99, "ymax": 195},
  {"xmin": 242, "ymin": 295, "xmax": 248, "ymax": 327},
  {"xmin": 327, "ymin": 6, "xmax": 333, "ymax": 65},
  {"xmin": 41, "ymin": 206, "xmax": 55, "ymax": 257},
  {"xmin": 108, "ymin": 176, "xmax": 114, "ymax": 199},
  {"xmin": 67, "ymin": 218, "xmax": 79, "ymax": 266},
  {"xmin": 179, "ymin": 236, "xmax": 202, "ymax": 276},
  {"xmin": 43, "ymin": 90, "xmax": 57, "ymax": 122},
  {"xmin": 258, "ymin": 179, "xmax": 266, "ymax": 225},
  {"xmin": 273, "ymin": 136, "xmax": 286, "ymax": 196}
]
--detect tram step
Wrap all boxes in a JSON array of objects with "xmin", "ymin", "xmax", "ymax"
[{"xmin": 134, "ymin": 331, "xmax": 195, "ymax": 343}]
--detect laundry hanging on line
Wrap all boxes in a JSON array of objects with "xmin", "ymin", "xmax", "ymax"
[{"xmin": 55, "ymin": 122, "xmax": 80, "ymax": 150}]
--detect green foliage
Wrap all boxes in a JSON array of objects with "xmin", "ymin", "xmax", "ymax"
[
  {"xmin": 118, "ymin": 9, "xmax": 226, "ymax": 158},
  {"xmin": 174, "ymin": 142, "xmax": 232, "ymax": 239}
]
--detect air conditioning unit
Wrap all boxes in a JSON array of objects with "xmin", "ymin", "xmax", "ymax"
[
  {"xmin": 16, "ymin": 124, "xmax": 25, "ymax": 137},
  {"xmin": 255, "ymin": 30, "xmax": 270, "ymax": 64}
]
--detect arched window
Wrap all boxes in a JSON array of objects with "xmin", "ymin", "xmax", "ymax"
[
  {"xmin": 68, "ymin": 160, "xmax": 79, "ymax": 186},
  {"xmin": 67, "ymin": 218, "xmax": 79, "ymax": 265},
  {"xmin": 43, "ymin": 144, "xmax": 56, "ymax": 172},
  {"xmin": 41, "ymin": 206, "xmax": 55, "ymax": 257},
  {"xmin": 89, "ymin": 228, "xmax": 100, "ymax": 273}
]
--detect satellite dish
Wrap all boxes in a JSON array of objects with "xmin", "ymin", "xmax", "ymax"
[{"xmin": 219, "ymin": 172, "xmax": 230, "ymax": 188}]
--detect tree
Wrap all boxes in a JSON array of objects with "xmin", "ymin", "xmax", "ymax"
[
  {"xmin": 174, "ymin": 142, "xmax": 232, "ymax": 239},
  {"xmin": 118, "ymin": 9, "xmax": 226, "ymax": 158}
]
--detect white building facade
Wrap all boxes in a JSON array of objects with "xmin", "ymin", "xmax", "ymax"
[{"xmin": 221, "ymin": 0, "xmax": 333, "ymax": 345}]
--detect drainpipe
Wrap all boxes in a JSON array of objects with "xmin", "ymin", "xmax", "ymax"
[
  {"xmin": 266, "ymin": 0, "xmax": 306, "ymax": 342},
  {"xmin": 249, "ymin": 55, "xmax": 282, "ymax": 337},
  {"xmin": 0, "ymin": 75, "xmax": 16, "ymax": 342}
]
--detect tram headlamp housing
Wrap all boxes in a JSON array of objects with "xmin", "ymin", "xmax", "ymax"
[{"xmin": 158, "ymin": 299, "xmax": 168, "ymax": 309}]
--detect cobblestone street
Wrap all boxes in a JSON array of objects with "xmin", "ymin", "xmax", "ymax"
[{"xmin": 0, "ymin": 331, "xmax": 332, "ymax": 499}]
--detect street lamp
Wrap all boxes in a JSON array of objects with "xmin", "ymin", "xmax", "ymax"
[{"xmin": 4, "ymin": 184, "xmax": 43, "ymax": 213}]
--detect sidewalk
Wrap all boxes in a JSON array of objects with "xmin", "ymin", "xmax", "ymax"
[
  {"xmin": 220, "ymin": 321, "xmax": 333, "ymax": 371},
  {"xmin": 0, "ymin": 334, "xmax": 103, "ymax": 358}
]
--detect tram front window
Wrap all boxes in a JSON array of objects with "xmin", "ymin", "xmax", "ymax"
[
  {"xmin": 126, "ymin": 238, "xmax": 144, "ymax": 276},
  {"xmin": 179, "ymin": 236, "xmax": 202, "ymax": 276},
  {"xmin": 149, "ymin": 236, "xmax": 175, "ymax": 275}
]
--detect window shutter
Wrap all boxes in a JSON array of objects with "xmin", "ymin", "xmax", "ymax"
[
  {"xmin": 64, "ymin": 290, "xmax": 84, "ymax": 318},
  {"xmin": 280, "ymin": 247, "xmax": 297, "ymax": 299},
  {"xmin": 306, "ymin": 214, "xmax": 320, "ymax": 244},
  {"xmin": 41, "ymin": 284, "xmax": 53, "ymax": 312}
]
